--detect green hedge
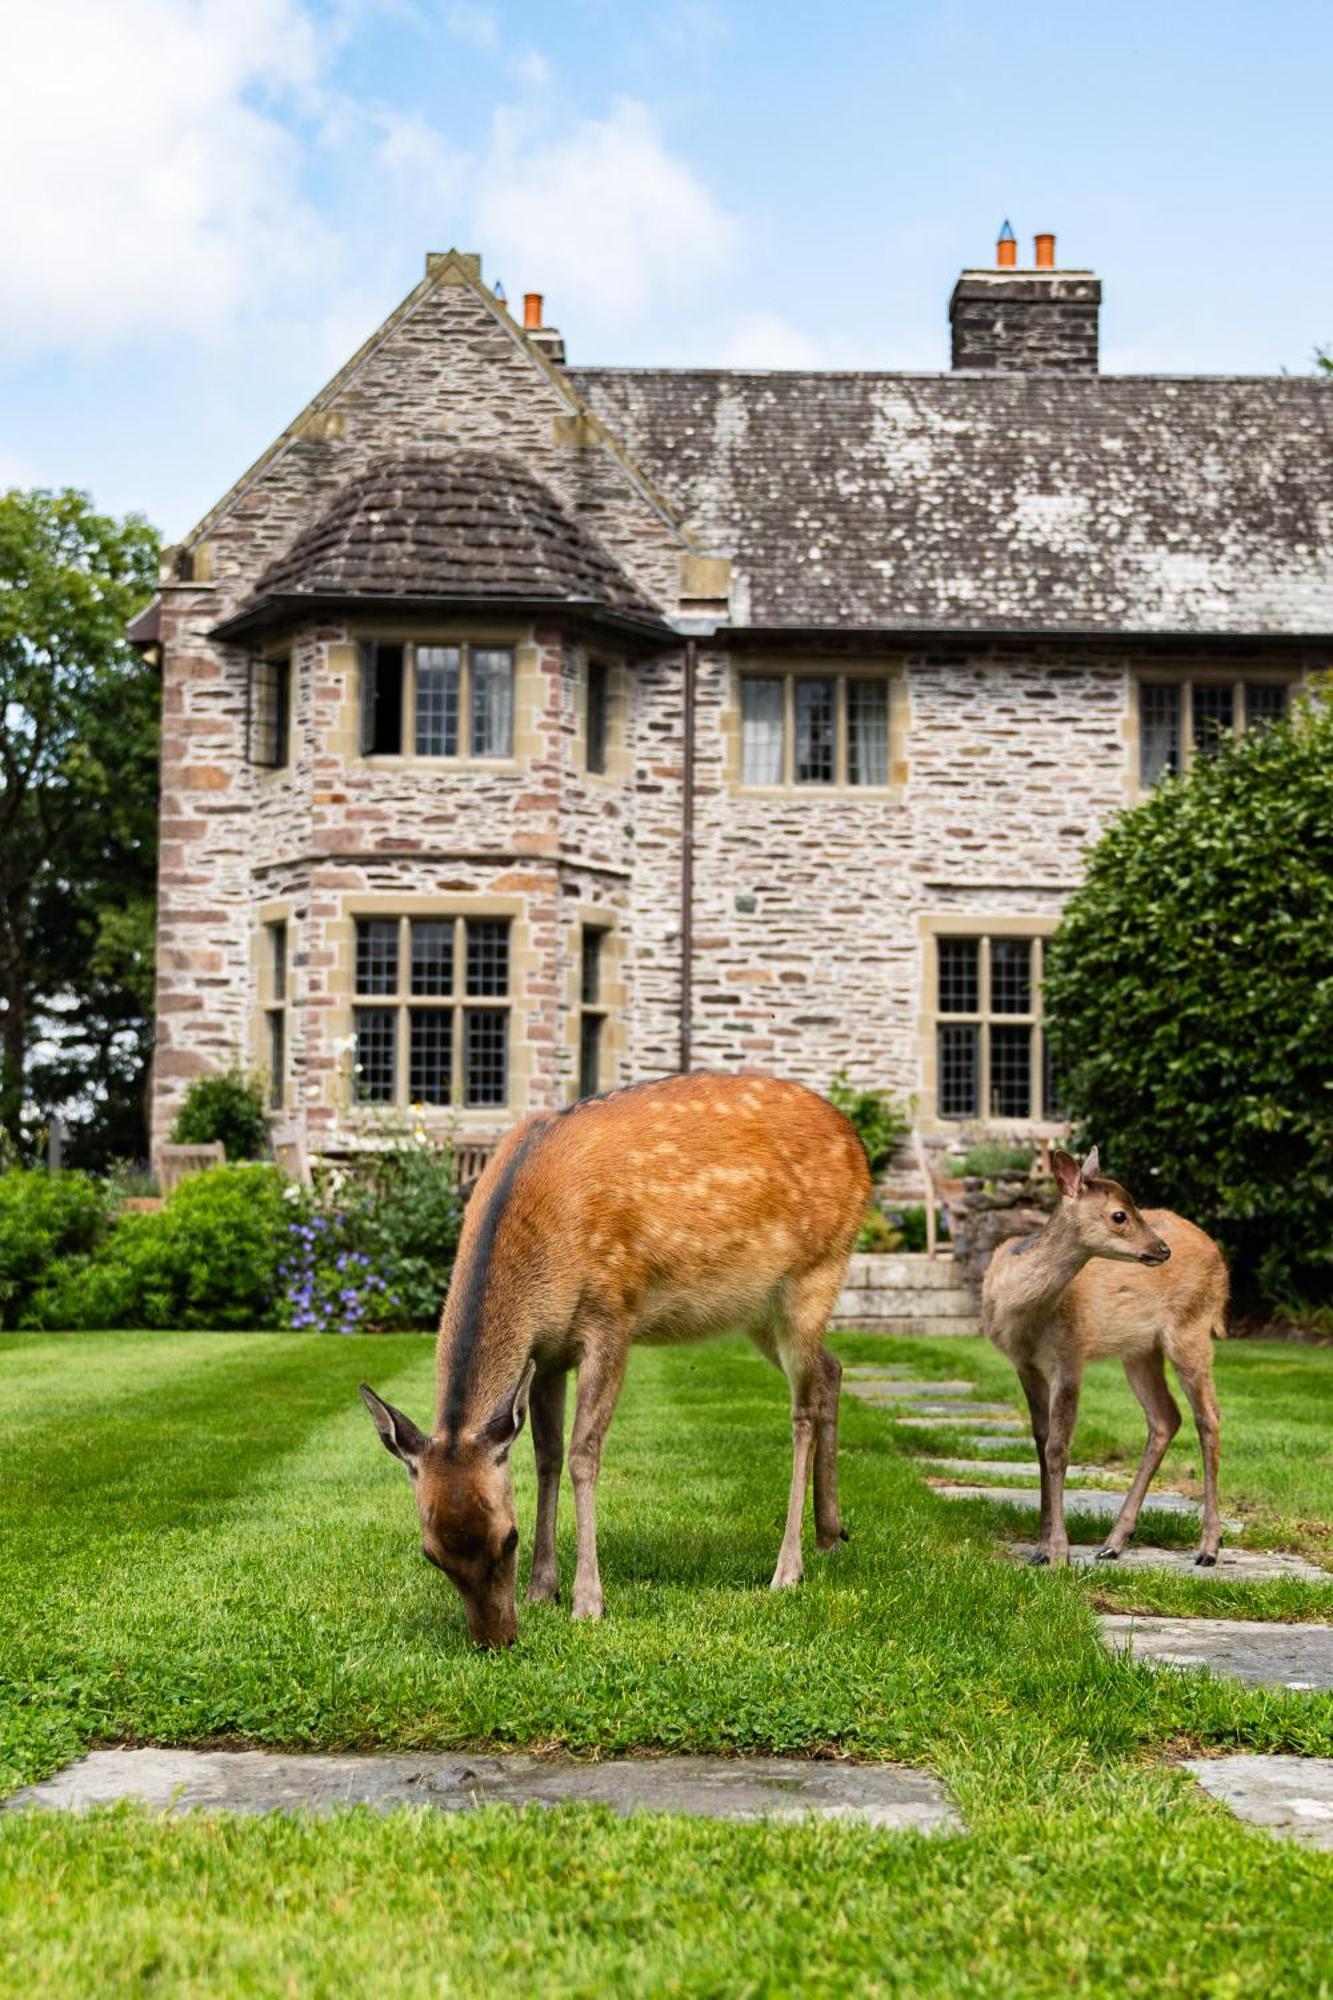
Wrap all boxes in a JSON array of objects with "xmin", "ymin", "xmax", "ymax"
[{"xmin": 0, "ymin": 1171, "xmax": 109, "ymax": 1330}]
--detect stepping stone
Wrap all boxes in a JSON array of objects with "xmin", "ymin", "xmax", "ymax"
[
  {"xmin": 5, "ymin": 1749, "xmax": 962, "ymax": 1834},
  {"xmin": 921, "ymin": 1458, "xmax": 1124, "ymax": 1485},
  {"xmin": 843, "ymin": 1379, "xmax": 977, "ymax": 1399},
  {"xmin": 1184, "ymin": 1756, "xmax": 1333, "ymax": 1851},
  {"xmin": 936, "ymin": 1484, "xmax": 1223, "ymax": 1523},
  {"xmin": 1102, "ymin": 1615, "xmax": 1333, "ymax": 1691},
  {"xmin": 895, "ymin": 1415, "xmax": 1025, "ymax": 1433},
  {"xmin": 860, "ymin": 1399, "xmax": 1021, "ymax": 1420},
  {"xmin": 1010, "ymin": 1544, "xmax": 1329, "ymax": 1582}
]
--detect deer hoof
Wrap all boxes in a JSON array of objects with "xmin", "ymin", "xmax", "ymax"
[
  {"xmin": 1195, "ymin": 1552, "xmax": 1218, "ymax": 1568},
  {"xmin": 1027, "ymin": 1551, "xmax": 1050, "ymax": 1567},
  {"xmin": 1095, "ymin": 1545, "xmax": 1121, "ymax": 1563}
]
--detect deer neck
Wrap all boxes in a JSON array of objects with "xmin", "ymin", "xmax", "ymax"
[{"xmin": 990, "ymin": 1204, "xmax": 1093, "ymax": 1330}]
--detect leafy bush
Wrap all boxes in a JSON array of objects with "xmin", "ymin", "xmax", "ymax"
[
  {"xmin": 1044, "ymin": 686, "xmax": 1333, "ymax": 1309},
  {"xmin": 887, "ymin": 1204, "xmax": 932, "ymax": 1253},
  {"xmin": 855, "ymin": 1205, "xmax": 904, "ymax": 1253},
  {"xmin": 826, "ymin": 1073, "xmax": 910, "ymax": 1177},
  {"xmin": 943, "ymin": 1142, "xmax": 1036, "ymax": 1179},
  {"xmin": 0, "ymin": 1170, "xmax": 110, "ymax": 1329},
  {"xmin": 282, "ymin": 1123, "xmax": 463, "ymax": 1333},
  {"xmin": 170, "ymin": 1069, "xmax": 269, "ymax": 1161},
  {"xmin": 30, "ymin": 1164, "xmax": 290, "ymax": 1330}
]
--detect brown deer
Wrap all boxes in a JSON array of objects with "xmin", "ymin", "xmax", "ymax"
[
  {"xmin": 359, "ymin": 1071, "xmax": 871, "ymax": 1647},
  {"xmin": 982, "ymin": 1148, "xmax": 1227, "ymax": 1568}
]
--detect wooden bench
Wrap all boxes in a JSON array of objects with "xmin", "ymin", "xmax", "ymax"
[{"xmin": 157, "ymin": 1142, "xmax": 224, "ymax": 1195}]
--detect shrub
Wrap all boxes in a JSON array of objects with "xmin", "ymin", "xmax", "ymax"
[
  {"xmin": 1044, "ymin": 686, "xmax": 1333, "ymax": 1310},
  {"xmin": 170, "ymin": 1069, "xmax": 269, "ymax": 1161},
  {"xmin": 30, "ymin": 1164, "xmax": 290, "ymax": 1330},
  {"xmin": 855, "ymin": 1206, "xmax": 904, "ymax": 1253},
  {"xmin": 826, "ymin": 1073, "xmax": 910, "ymax": 1177},
  {"xmin": 887, "ymin": 1204, "xmax": 932, "ymax": 1254},
  {"xmin": 0, "ymin": 1170, "xmax": 110, "ymax": 1330},
  {"xmin": 943, "ymin": 1141, "xmax": 1037, "ymax": 1180}
]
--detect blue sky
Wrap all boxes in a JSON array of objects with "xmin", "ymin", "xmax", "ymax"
[{"xmin": 2, "ymin": 0, "xmax": 1330, "ymax": 541}]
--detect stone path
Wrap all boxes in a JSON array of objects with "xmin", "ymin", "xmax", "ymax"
[
  {"xmin": 1184, "ymin": 1756, "xmax": 1333, "ymax": 1851},
  {"xmin": 6, "ymin": 1748, "xmax": 962, "ymax": 1833},
  {"xmin": 893, "ymin": 1416, "xmax": 1026, "ymax": 1435},
  {"xmin": 1009, "ymin": 1542, "xmax": 1328, "ymax": 1582},
  {"xmin": 1102, "ymin": 1615, "xmax": 1333, "ymax": 1691},
  {"xmin": 933, "ymin": 1483, "xmax": 1230, "ymax": 1525},
  {"xmin": 923, "ymin": 1458, "xmax": 1125, "ymax": 1485}
]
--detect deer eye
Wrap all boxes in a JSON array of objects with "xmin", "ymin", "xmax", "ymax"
[{"xmin": 1111, "ymin": 1210, "xmax": 1127, "ymax": 1225}]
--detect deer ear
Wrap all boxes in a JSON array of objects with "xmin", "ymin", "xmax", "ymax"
[
  {"xmin": 483, "ymin": 1359, "xmax": 537, "ymax": 1459},
  {"xmin": 359, "ymin": 1384, "xmax": 428, "ymax": 1471},
  {"xmin": 1051, "ymin": 1150, "xmax": 1083, "ymax": 1200},
  {"xmin": 1080, "ymin": 1146, "xmax": 1101, "ymax": 1183}
]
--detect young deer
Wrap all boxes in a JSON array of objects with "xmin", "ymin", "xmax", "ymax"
[
  {"xmin": 982, "ymin": 1148, "xmax": 1227, "ymax": 1568},
  {"xmin": 360, "ymin": 1071, "xmax": 870, "ymax": 1647}
]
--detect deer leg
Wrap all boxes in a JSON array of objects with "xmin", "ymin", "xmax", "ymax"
[
  {"xmin": 526, "ymin": 1367, "xmax": 567, "ymax": 1604},
  {"xmin": 813, "ymin": 1347, "xmax": 849, "ymax": 1551},
  {"xmin": 567, "ymin": 1339, "xmax": 628, "ymax": 1622},
  {"xmin": 1016, "ymin": 1363, "xmax": 1054, "ymax": 1564},
  {"xmin": 1171, "ymin": 1348, "xmax": 1223, "ymax": 1565},
  {"xmin": 1095, "ymin": 1350, "xmax": 1180, "ymax": 1561},
  {"xmin": 1041, "ymin": 1373, "xmax": 1082, "ymax": 1566},
  {"xmin": 770, "ymin": 1264, "xmax": 844, "ymax": 1590}
]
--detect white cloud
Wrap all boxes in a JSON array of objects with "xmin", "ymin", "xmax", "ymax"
[
  {"xmin": 473, "ymin": 98, "xmax": 740, "ymax": 325},
  {"xmin": 444, "ymin": 2, "xmax": 498, "ymax": 49},
  {"xmin": 717, "ymin": 312, "xmax": 825, "ymax": 369},
  {"xmin": 0, "ymin": 0, "xmax": 338, "ymax": 357}
]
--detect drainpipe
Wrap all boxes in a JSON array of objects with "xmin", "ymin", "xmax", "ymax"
[{"xmin": 679, "ymin": 637, "xmax": 697, "ymax": 1074}]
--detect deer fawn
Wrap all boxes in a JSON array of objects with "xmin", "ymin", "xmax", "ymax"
[
  {"xmin": 360, "ymin": 1072, "xmax": 870, "ymax": 1647},
  {"xmin": 982, "ymin": 1148, "xmax": 1227, "ymax": 1567}
]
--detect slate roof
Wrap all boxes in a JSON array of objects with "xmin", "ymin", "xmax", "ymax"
[
  {"xmin": 230, "ymin": 452, "xmax": 664, "ymax": 631},
  {"xmin": 572, "ymin": 370, "xmax": 1333, "ymax": 638}
]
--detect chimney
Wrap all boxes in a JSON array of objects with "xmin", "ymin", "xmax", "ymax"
[
  {"xmin": 523, "ymin": 290, "xmax": 566, "ymax": 366},
  {"xmin": 949, "ymin": 226, "xmax": 1101, "ymax": 374}
]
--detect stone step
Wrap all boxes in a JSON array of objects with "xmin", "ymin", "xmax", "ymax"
[
  {"xmin": 1185, "ymin": 1757, "xmax": 1333, "ymax": 1850},
  {"xmin": 920, "ymin": 1458, "xmax": 1126, "ymax": 1486},
  {"xmin": 1104, "ymin": 1616, "xmax": 1333, "ymax": 1693},
  {"xmin": 5, "ymin": 1749, "xmax": 963, "ymax": 1834},
  {"xmin": 841, "ymin": 1253, "xmax": 967, "ymax": 1292},
  {"xmin": 934, "ymin": 1483, "xmax": 1236, "ymax": 1526},
  {"xmin": 836, "ymin": 1288, "xmax": 977, "ymax": 1318},
  {"xmin": 835, "ymin": 1316, "xmax": 980, "ymax": 1337},
  {"xmin": 1009, "ymin": 1544, "xmax": 1327, "ymax": 1581},
  {"xmin": 844, "ymin": 1378, "xmax": 978, "ymax": 1399},
  {"xmin": 896, "ymin": 1414, "xmax": 1026, "ymax": 1433},
  {"xmin": 859, "ymin": 1399, "xmax": 1021, "ymax": 1421}
]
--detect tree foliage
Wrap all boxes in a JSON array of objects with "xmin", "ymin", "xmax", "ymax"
[
  {"xmin": 171, "ymin": 1070, "xmax": 270, "ymax": 1161},
  {"xmin": 1044, "ymin": 688, "xmax": 1333, "ymax": 1309},
  {"xmin": 0, "ymin": 488, "xmax": 159, "ymax": 1164},
  {"xmin": 826, "ymin": 1072, "xmax": 910, "ymax": 1177}
]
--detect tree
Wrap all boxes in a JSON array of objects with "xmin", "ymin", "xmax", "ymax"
[
  {"xmin": 1043, "ymin": 687, "xmax": 1333, "ymax": 1312},
  {"xmin": 0, "ymin": 488, "xmax": 159, "ymax": 1164}
]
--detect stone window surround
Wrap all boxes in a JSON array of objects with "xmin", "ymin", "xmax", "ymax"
[
  {"xmin": 252, "ymin": 898, "xmax": 293, "ymax": 1115},
  {"xmin": 723, "ymin": 657, "xmax": 906, "ymax": 795},
  {"xmin": 324, "ymin": 620, "xmax": 546, "ymax": 771},
  {"xmin": 568, "ymin": 648, "xmax": 632, "ymax": 783},
  {"xmin": 248, "ymin": 643, "xmax": 295, "ymax": 778},
  {"xmin": 564, "ymin": 908, "xmax": 627, "ymax": 1103},
  {"xmin": 915, "ymin": 912, "xmax": 1064, "ymax": 1137},
  {"xmin": 1128, "ymin": 662, "xmax": 1305, "ymax": 795},
  {"xmin": 331, "ymin": 892, "xmax": 536, "ymax": 1128}
]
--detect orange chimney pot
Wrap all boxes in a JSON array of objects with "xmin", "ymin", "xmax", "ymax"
[
  {"xmin": 997, "ymin": 235, "xmax": 1017, "ymax": 268},
  {"xmin": 1034, "ymin": 233, "xmax": 1056, "ymax": 269},
  {"xmin": 523, "ymin": 291, "xmax": 543, "ymax": 330}
]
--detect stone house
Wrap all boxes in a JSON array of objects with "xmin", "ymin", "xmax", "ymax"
[{"xmin": 137, "ymin": 233, "xmax": 1333, "ymax": 1168}]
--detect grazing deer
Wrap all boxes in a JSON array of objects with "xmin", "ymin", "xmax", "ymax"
[
  {"xmin": 360, "ymin": 1071, "xmax": 871, "ymax": 1647},
  {"xmin": 982, "ymin": 1148, "xmax": 1227, "ymax": 1568}
]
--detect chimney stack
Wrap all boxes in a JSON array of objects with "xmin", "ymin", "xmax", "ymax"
[
  {"xmin": 522, "ymin": 289, "xmax": 566, "ymax": 366},
  {"xmin": 949, "ymin": 226, "xmax": 1100, "ymax": 374}
]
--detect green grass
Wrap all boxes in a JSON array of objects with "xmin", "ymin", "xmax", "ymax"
[{"xmin": 2, "ymin": 1330, "xmax": 1332, "ymax": 1996}]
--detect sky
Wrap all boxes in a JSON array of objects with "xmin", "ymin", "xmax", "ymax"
[{"xmin": 2, "ymin": 0, "xmax": 1331, "ymax": 542}]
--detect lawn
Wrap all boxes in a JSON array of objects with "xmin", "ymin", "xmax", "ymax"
[{"xmin": 2, "ymin": 1330, "xmax": 1332, "ymax": 1996}]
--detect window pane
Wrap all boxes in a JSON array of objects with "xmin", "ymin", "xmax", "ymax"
[
  {"xmin": 466, "ymin": 919, "xmax": 510, "ymax": 996},
  {"xmin": 938, "ymin": 1023, "xmax": 979, "ymax": 1118},
  {"xmin": 471, "ymin": 648, "xmax": 514, "ymax": 757},
  {"xmin": 250, "ymin": 657, "xmax": 290, "ymax": 768},
  {"xmin": 1140, "ymin": 683, "xmax": 1181, "ymax": 786},
  {"xmin": 354, "ymin": 1008, "xmax": 396, "ymax": 1103},
  {"xmin": 360, "ymin": 643, "xmax": 404, "ymax": 755},
  {"xmin": 847, "ymin": 680, "xmax": 889, "ymax": 786},
  {"xmin": 355, "ymin": 919, "xmax": 399, "ymax": 996},
  {"xmin": 990, "ymin": 939, "xmax": 1032, "ymax": 1015},
  {"xmin": 464, "ymin": 1010, "xmax": 508, "ymax": 1105},
  {"xmin": 580, "ymin": 928, "xmax": 603, "ymax": 1007},
  {"xmin": 1245, "ymin": 683, "xmax": 1288, "ymax": 731},
  {"xmin": 409, "ymin": 1010, "xmax": 453, "ymax": 1105},
  {"xmin": 741, "ymin": 678, "xmax": 783, "ymax": 785},
  {"xmin": 990, "ymin": 1025, "xmax": 1033, "ymax": 1118},
  {"xmin": 269, "ymin": 921, "xmax": 287, "ymax": 1003},
  {"xmin": 267, "ymin": 1009, "xmax": 284, "ymax": 1110},
  {"xmin": 587, "ymin": 660, "xmax": 609, "ymax": 774},
  {"xmin": 579, "ymin": 1013, "xmax": 603, "ymax": 1100},
  {"xmin": 414, "ymin": 647, "xmax": 460, "ymax": 756},
  {"xmin": 1192, "ymin": 683, "xmax": 1234, "ymax": 759},
  {"xmin": 938, "ymin": 938, "xmax": 979, "ymax": 1014},
  {"xmin": 410, "ymin": 920, "xmax": 454, "ymax": 997},
  {"xmin": 795, "ymin": 679, "xmax": 835, "ymax": 784}
]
